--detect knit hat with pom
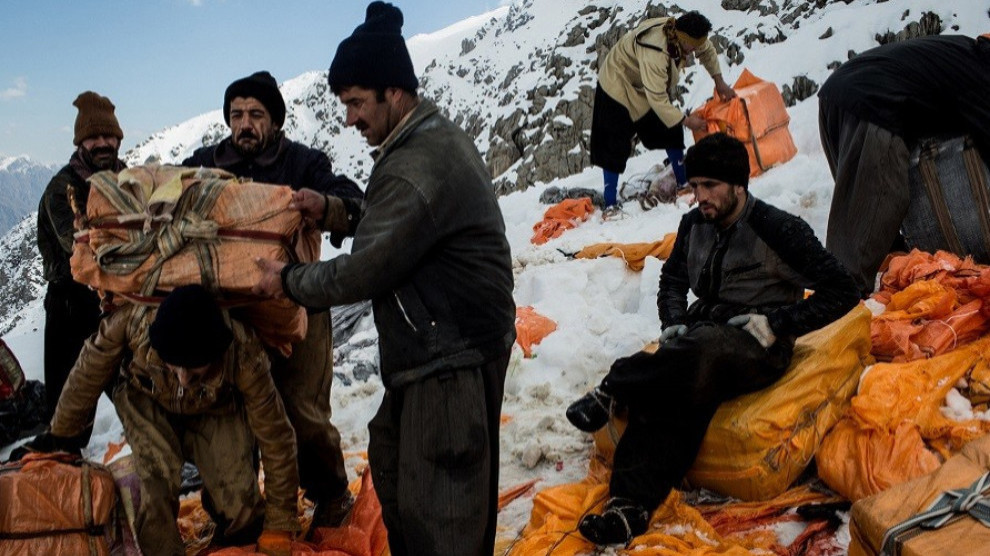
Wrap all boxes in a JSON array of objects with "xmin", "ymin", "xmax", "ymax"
[
  {"xmin": 73, "ymin": 91, "xmax": 123, "ymax": 146},
  {"xmin": 327, "ymin": 2, "xmax": 418, "ymax": 93}
]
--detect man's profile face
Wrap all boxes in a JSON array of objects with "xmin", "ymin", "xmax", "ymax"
[
  {"xmin": 689, "ymin": 177, "xmax": 745, "ymax": 225},
  {"xmin": 79, "ymin": 134, "xmax": 120, "ymax": 170},
  {"xmin": 229, "ymin": 97, "xmax": 276, "ymax": 157},
  {"xmin": 338, "ymin": 86, "xmax": 397, "ymax": 147}
]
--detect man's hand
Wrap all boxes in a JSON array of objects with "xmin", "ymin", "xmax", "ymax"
[
  {"xmin": 22, "ymin": 431, "xmax": 84, "ymax": 456},
  {"xmin": 682, "ymin": 114, "xmax": 707, "ymax": 132},
  {"xmin": 253, "ymin": 258, "xmax": 287, "ymax": 298},
  {"xmin": 289, "ymin": 188, "xmax": 327, "ymax": 222},
  {"xmin": 659, "ymin": 324, "xmax": 688, "ymax": 344},
  {"xmin": 726, "ymin": 314, "xmax": 776, "ymax": 348},
  {"xmin": 714, "ymin": 75, "xmax": 737, "ymax": 101},
  {"xmin": 256, "ymin": 529, "xmax": 293, "ymax": 556}
]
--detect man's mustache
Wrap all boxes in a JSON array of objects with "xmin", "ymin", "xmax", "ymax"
[
  {"xmin": 89, "ymin": 146, "xmax": 116, "ymax": 158},
  {"xmin": 237, "ymin": 130, "xmax": 258, "ymax": 141}
]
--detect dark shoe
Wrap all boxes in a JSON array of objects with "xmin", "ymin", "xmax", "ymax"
[
  {"xmin": 578, "ymin": 498, "xmax": 649, "ymax": 545},
  {"xmin": 566, "ymin": 387, "xmax": 613, "ymax": 432},
  {"xmin": 309, "ymin": 491, "xmax": 354, "ymax": 533}
]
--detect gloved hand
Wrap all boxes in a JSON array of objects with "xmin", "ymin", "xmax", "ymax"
[
  {"xmin": 257, "ymin": 529, "xmax": 293, "ymax": 556},
  {"xmin": 21, "ymin": 431, "xmax": 85, "ymax": 456},
  {"xmin": 726, "ymin": 314, "xmax": 776, "ymax": 348},
  {"xmin": 659, "ymin": 324, "xmax": 688, "ymax": 344}
]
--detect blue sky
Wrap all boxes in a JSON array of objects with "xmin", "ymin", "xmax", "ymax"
[{"xmin": 0, "ymin": 0, "xmax": 506, "ymax": 164}]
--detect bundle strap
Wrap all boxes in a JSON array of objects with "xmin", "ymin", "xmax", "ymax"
[{"xmin": 881, "ymin": 472, "xmax": 990, "ymax": 555}]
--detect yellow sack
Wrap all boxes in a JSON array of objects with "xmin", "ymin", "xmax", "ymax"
[{"xmin": 686, "ymin": 304, "xmax": 872, "ymax": 500}]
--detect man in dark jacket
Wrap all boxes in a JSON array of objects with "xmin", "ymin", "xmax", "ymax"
[
  {"xmin": 182, "ymin": 70, "xmax": 362, "ymax": 528},
  {"xmin": 252, "ymin": 3, "xmax": 515, "ymax": 554},
  {"xmin": 819, "ymin": 34, "xmax": 990, "ymax": 296},
  {"xmin": 36, "ymin": 91, "xmax": 127, "ymax": 425},
  {"xmin": 566, "ymin": 133, "xmax": 859, "ymax": 545}
]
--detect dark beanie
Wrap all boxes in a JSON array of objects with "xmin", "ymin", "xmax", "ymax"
[
  {"xmin": 149, "ymin": 285, "xmax": 233, "ymax": 368},
  {"xmin": 223, "ymin": 71, "xmax": 286, "ymax": 127},
  {"xmin": 685, "ymin": 132, "xmax": 751, "ymax": 188},
  {"xmin": 73, "ymin": 91, "xmax": 124, "ymax": 146},
  {"xmin": 327, "ymin": 1, "xmax": 418, "ymax": 93}
]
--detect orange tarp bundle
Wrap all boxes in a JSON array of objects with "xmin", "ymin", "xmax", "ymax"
[
  {"xmin": 530, "ymin": 197, "xmax": 595, "ymax": 245},
  {"xmin": 691, "ymin": 69, "xmax": 797, "ymax": 177},
  {"xmin": 70, "ymin": 165, "xmax": 318, "ymax": 356},
  {"xmin": 817, "ymin": 335, "xmax": 990, "ymax": 501},
  {"xmin": 575, "ymin": 233, "xmax": 677, "ymax": 271},
  {"xmin": 848, "ymin": 433, "xmax": 990, "ymax": 556},
  {"xmin": 0, "ymin": 453, "xmax": 117, "ymax": 556},
  {"xmin": 515, "ymin": 306, "xmax": 558, "ymax": 358}
]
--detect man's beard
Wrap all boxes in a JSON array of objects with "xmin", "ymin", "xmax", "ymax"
[
  {"xmin": 232, "ymin": 130, "xmax": 275, "ymax": 157},
  {"xmin": 701, "ymin": 192, "xmax": 739, "ymax": 224},
  {"xmin": 81, "ymin": 145, "xmax": 119, "ymax": 171}
]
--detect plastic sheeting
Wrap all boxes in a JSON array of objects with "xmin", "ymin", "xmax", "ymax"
[
  {"xmin": 575, "ymin": 233, "xmax": 677, "ymax": 271},
  {"xmin": 530, "ymin": 198, "xmax": 595, "ymax": 245}
]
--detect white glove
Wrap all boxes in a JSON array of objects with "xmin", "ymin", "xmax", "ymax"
[
  {"xmin": 726, "ymin": 314, "xmax": 776, "ymax": 348},
  {"xmin": 659, "ymin": 324, "xmax": 688, "ymax": 344}
]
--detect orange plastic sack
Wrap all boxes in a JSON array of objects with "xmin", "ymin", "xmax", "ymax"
[
  {"xmin": 692, "ymin": 69, "xmax": 797, "ymax": 177},
  {"xmin": 0, "ymin": 453, "xmax": 117, "ymax": 556},
  {"xmin": 70, "ymin": 165, "xmax": 317, "ymax": 356},
  {"xmin": 530, "ymin": 197, "xmax": 595, "ymax": 245},
  {"xmin": 575, "ymin": 233, "xmax": 677, "ymax": 271},
  {"xmin": 848, "ymin": 433, "xmax": 990, "ymax": 556},
  {"xmin": 514, "ymin": 306, "xmax": 558, "ymax": 358}
]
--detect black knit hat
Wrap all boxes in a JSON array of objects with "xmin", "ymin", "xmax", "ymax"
[
  {"xmin": 327, "ymin": 1, "xmax": 418, "ymax": 93},
  {"xmin": 685, "ymin": 132, "xmax": 751, "ymax": 189},
  {"xmin": 149, "ymin": 285, "xmax": 233, "ymax": 368},
  {"xmin": 223, "ymin": 71, "xmax": 286, "ymax": 127},
  {"xmin": 73, "ymin": 91, "xmax": 124, "ymax": 146}
]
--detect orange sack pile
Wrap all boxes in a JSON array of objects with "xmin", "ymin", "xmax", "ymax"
[{"xmin": 531, "ymin": 197, "xmax": 595, "ymax": 245}]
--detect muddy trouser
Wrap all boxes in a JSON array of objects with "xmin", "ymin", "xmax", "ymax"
[
  {"xmin": 590, "ymin": 83, "xmax": 685, "ymax": 174},
  {"xmin": 601, "ymin": 323, "xmax": 791, "ymax": 510},
  {"xmin": 269, "ymin": 310, "xmax": 348, "ymax": 503},
  {"xmin": 113, "ymin": 381, "xmax": 263, "ymax": 556},
  {"xmin": 44, "ymin": 281, "xmax": 102, "ymax": 421},
  {"xmin": 368, "ymin": 350, "xmax": 509, "ymax": 556},
  {"xmin": 819, "ymin": 102, "xmax": 911, "ymax": 297}
]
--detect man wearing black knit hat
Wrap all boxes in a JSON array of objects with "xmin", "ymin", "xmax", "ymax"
[
  {"xmin": 37, "ymin": 91, "xmax": 127, "ymax": 435},
  {"xmin": 251, "ymin": 2, "xmax": 515, "ymax": 554},
  {"xmin": 183, "ymin": 70, "xmax": 363, "ymax": 530},
  {"xmin": 31, "ymin": 285, "xmax": 301, "ymax": 556},
  {"xmin": 565, "ymin": 133, "xmax": 859, "ymax": 545}
]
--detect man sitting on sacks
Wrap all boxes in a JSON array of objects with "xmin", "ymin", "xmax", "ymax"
[
  {"xmin": 24, "ymin": 285, "xmax": 299, "ymax": 556},
  {"xmin": 565, "ymin": 133, "xmax": 860, "ymax": 545},
  {"xmin": 183, "ymin": 70, "xmax": 362, "ymax": 528}
]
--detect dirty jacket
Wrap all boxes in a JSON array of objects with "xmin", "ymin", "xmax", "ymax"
[
  {"xmin": 599, "ymin": 16, "xmax": 722, "ymax": 127},
  {"xmin": 283, "ymin": 100, "xmax": 516, "ymax": 389},
  {"xmin": 659, "ymin": 194, "xmax": 859, "ymax": 340},
  {"xmin": 37, "ymin": 152, "xmax": 125, "ymax": 284},
  {"xmin": 50, "ymin": 303, "xmax": 300, "ymax": 531}
]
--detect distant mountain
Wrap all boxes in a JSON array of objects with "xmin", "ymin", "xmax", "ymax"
[
  {"xmin": 0, "ymin": 156, "xmax": 58, "ymax": 236},
  {"xmin": 0, "ymin": 217, "xmax": 44, "ymax": 335}
]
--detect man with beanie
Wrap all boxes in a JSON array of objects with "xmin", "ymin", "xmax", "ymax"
[
  {"xmin": 819, "ymin": 34, "xmax": 990, "ymax": 296},
  {"xmin": 183, "ymin": 70, "xmax": 362, "ymax": 529},
  {"xmin": 591, "ymin": 10, "xmax": 736, "ymax": 219},
  {"xmin": 36, "ymin": 91, "xmax": 127, "ymax": 432},
  {"xmin": 29, "ymin": 285, "xmax": 300, "ymax": 556},
  {"xmin": 565, "ymin": 133, "xmax": 858, "ymax": 545},
  {"xmin": 251, "ymin": 3, "xmax": 515, "ymax": 554}
]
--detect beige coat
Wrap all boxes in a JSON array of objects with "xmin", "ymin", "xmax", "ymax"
[{"xmin": 599, "ymin": 17, "xmax": 722, "ymax": 127}]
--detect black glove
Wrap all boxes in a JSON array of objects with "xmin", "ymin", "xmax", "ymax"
[{"xmin": 21, "ymin": 431, "xmax": 85, "ymax": 456}]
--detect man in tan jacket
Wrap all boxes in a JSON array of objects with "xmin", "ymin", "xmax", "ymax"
[
  {"xmin": 591, "ymin": 10, "xmax": 735, "ymax": 217},
  {"xmin": 32, "ymin": 285, "xmax": 300, "ymax": 556}
]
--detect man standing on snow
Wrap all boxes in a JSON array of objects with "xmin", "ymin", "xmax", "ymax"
[
  {"xmin": 591, "ymin": 10, "xmax": 736, "ymax": 218},
  {"xmin": 251, "ymin": 3, "xmax": 515, "ymax": 554},
  {"xmin": 31, "ymin": 285, "xmax": 300, "ymax": 556},
  {"xmin": 37, "ymin": 91, "xmax": 127, "ymax": 429},
  {"xmin": 819, "ymin": 34, "xmax": 990, "ymax": 296},
  {"xmin": 182, "ymin": 70, "xmax": 362, "ymax": 528},
  {"xmin": 566, "ymin": 133, "xmax": 859, "ymax": 545}
]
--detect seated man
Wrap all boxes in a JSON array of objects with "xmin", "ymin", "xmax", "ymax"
[
  {"xmin": 566, "ymin": 133, "xmax": 859, "ymax": 545},
  {"xmin": 29, "ymin": 285, "xmax": 300, "ymax": 556}
]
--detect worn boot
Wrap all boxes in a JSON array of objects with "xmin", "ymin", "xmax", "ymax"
[
  {"xmin": 309, "ymin": 490, "xmax": 355, "ymax": 536},
  {"xmin": 578, "ymin": 497, "xmax": 650, "ymax": 545},
  {"xmin": 566, "ymin": 387, "xmax": 613, "ymax": 432}
]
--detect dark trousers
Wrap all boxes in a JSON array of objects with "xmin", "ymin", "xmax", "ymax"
[
  {"xmin": 600, "ymin": 323, "xmax": 791, "ymax": 510},
  {"xmin": 819, "ymin": 102, "xmax": 910, "ymax": 297},
  {"xmin": 43, "ymin": 281, "xmax": 101, "ymax": 419},
  {"xmin": 368, "ymin": 351, "xmax": 509, "ymax": 556},
  {"xmin": 269, "ymin": 310, "xmax": 348, "ymax": 503},
  {"xmin": 590, "ymin": 84, "xmax": 685, "ymax": 174}
]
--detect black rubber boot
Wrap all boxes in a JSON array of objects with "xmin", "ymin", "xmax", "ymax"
[
  {"xmin": 578, "ymin": 497, "xmax": 649, "ymax": 545},
  {"xmin": 565, "ymin": 387, "xmax": 613, "ymax": 432}
]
